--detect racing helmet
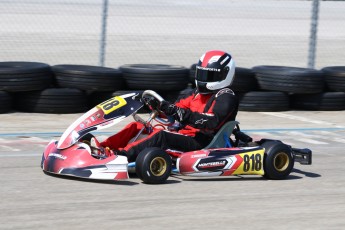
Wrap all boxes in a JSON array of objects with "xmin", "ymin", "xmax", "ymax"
[{"xmin": 195, "ymin": 50, "xmax": 236, "ymax": 94}]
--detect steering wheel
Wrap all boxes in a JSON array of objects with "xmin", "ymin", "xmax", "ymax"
[{"xmin": 141, "ymin": 90, "xmax": 174, "ymax": 126}]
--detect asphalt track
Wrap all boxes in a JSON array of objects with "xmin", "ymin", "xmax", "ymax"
[{"xmin": 1, "ymin": 110, "xmax": 345, "ymax": 230}]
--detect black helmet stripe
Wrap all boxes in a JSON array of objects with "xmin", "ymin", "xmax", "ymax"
[{"xmin": 218, "ymin": 54, "xmax": 231, "ymax": 67}]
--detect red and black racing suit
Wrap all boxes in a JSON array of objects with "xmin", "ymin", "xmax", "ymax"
[{"xmin": 101, "ymin": 88, "xmax": 239, "ymax": 162}]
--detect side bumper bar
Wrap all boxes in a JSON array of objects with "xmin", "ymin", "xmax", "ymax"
[{"xmin": 292, "ymin": 148, "xmax": 312, "ymax": 165}]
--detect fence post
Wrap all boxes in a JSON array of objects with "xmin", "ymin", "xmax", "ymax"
[
  {"xmin": 99, "ymin": 0, "xmax": 109, "ymax": 67},
  {"xmin": 308, "ymin": 0, "xmax": 320, "ymax": 69}
]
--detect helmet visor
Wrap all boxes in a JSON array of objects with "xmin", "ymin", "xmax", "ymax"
[{"xmin": 196, "ymin": 67, "xmax": 228, "ymax": 82}]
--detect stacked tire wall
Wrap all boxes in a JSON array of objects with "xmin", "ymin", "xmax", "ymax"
[{"xmin": 0, "ymin": 61, "xmax": 344, "ymax": 114}]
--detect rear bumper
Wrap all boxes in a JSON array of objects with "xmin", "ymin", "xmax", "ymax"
[{"xmin": 292, "ymin": 148, "xmax": 312, "ymax": 165}]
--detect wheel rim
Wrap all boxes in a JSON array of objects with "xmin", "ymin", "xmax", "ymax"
[
  {"xmin": 150, "ymin": 157, "xmax": 167, "ymax": 176},
  {"xmin": 273, "ymin": 152, "xmax": 290, "ymax": 172}
]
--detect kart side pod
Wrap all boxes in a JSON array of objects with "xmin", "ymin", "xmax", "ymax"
[
  {"xmin": 177, "ymin": 147, "xmax": 266, "ymax": 177},
  {"xmin": 41, "ymin": 141, "xmax": 129, "ymax": 180}
]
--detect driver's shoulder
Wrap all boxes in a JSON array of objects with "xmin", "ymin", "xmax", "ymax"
[{"xmin": 215, "ymin": 88, "xmax": 235, "ymax": 98}]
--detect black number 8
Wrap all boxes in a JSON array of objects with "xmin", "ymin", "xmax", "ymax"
[{"xmin": 102, "ymin": 100, "xmax": 119, "ymax": 111}]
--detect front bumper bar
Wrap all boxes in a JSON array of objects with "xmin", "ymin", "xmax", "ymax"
[{"xmin": 292, "ymin": 148, "xmax": 312, "ymax": 165}]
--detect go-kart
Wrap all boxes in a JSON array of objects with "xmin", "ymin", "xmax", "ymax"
[{"xmin": 41, "ymin": 90, "xmax": 312, "ymax": 184}]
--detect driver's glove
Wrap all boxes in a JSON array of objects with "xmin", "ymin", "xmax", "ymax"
[
  {"xmin": 160, "ymin": 101, "xmax": 186, "ymax": 122},
  {"xmin": 145, "ymin": 97, "xmax": 160, "ymax": 110},
  {"xmin": 160, "ymin": 101, "xmax": 176, "ymax": 116}
]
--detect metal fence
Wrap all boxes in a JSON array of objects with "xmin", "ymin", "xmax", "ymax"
[{"xmin": 0, "ymin": 0, "xmax": 344, "ymax": 69}]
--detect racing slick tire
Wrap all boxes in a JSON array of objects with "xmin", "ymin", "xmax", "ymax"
[
  {"xmin": 0, "ymin": 91, "xmax": 12, "ymax": 113},
  {"xmin": 231, "ymin": 67, "xmax": 259, "ymax": 93},
  {"xmin": 252, "ymin": 65, "xmax": 324, "ymax": 94},
  {"xmin": 136, "ymin": 147, "xmax": 172, "ymax": 184},
  {"xmin": 120, "ymin": 64, "xmax": 189, "ymax": 91},
  {"xmin": 321, "ymin": 66, "xmax": 345, "ymax": 92},
  {"xmin": 52, "ymin": 64, "xmax": 124, "ymax": 91},
  {"xmin": 13, "ymin": 88, "xmax": 88, "ymax": 114},
  {"xmin": 189, "ymin": 63, "xmax": 197, "ymax": 86},
  {"xmin": 261, "ymin": 140, "xmax": 294, "ymax": 180},
  {"xmin": 238, "ymin": 91, "xmax": 290, "ymax": 112},
  {"xmin": 0, "ymin": 61, "xmax": 53, "ymax": 92},
  {"xmin": 290, "ymin": 92, "xmax": 345, "ymax": 111}
]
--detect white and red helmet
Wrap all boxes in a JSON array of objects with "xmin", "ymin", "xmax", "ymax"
[{"xmin": 195, "ymin": 50, "xmax": 236, "ymax": 94}]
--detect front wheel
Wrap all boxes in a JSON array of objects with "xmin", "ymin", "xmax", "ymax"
[
  {"xmin": 136, "ymin": 147, "xmax": 172, "ymax": 184},
  {"xmin": 261, "ymin": 141, "xmax": 294, "ymax": 180}
]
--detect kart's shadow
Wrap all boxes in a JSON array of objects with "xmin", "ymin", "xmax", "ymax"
[
  {"xmin": 45, "ymin": 172, "xmax": 182, "ymax": 186},
  {"xmin": 44, "ymin": 171, "xmax": 139, "ymax": 186},
  {"xmin": 172, "ymin": 175, "xmax": 265, "ymax": 182},
  {"xmin": 129, "ymin": 173, "xmax": 182, "ymax": 185},
  {"xmin": 172, "ymin": 169, "xmax": 321, "ymax": 182},
  {"xmin": 292, "ymin": 168, "xmax": 321, "ymax": 178}
]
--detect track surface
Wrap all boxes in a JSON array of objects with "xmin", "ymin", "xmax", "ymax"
[{"xmin": 1, "ymin": 111, "xmax": 345, "ymax": 229}]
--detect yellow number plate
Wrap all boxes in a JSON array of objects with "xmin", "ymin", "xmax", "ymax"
[
  {"xmin": 97, "ymin": 96, "xmax": 127, "ymax": 115},
  {"xmin": 233, "ymin": 149, "xmax": 265, "ymax": 175}
]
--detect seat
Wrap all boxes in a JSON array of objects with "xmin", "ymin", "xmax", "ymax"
[{"xmin": 204, "ymin": 121, "xmax": 239, "ymax": 149}]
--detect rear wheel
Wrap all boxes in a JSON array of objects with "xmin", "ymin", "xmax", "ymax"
[
  {"xmin": 261, "ymin": 141, "xmax": 294, "ymax": 179},
  {"xmin": 136, "ymin": 147, "xmax": 172, "ymax": 184}
]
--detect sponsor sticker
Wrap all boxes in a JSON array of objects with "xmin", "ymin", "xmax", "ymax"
[
  {"xmin": 48, "ymin": 153, "xmax": 67, "ymax": 160},
  {"xmin": 191, "ymin": 153, "xmax": 207, "ymax": 158},
  {"xmin": 198, "ymin": 160, "xmax": 227, "ymax": 169}
]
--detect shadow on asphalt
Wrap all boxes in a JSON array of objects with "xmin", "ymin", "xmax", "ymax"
[
  {"xmin": 292, "ymin": 168, "xmax": 321, "ymax": 178},
  {"xmin": 172, "ymin": 175, "xmax": 265, "ymax": 182},
  {"xmin": 44, "ymin": 171, "xmax": 139, "ymax": 186},
  {"xmin": 44, "ymin": 171, "xmax": 182, "ymax": 185},
  {"xmin": 171, "ymin": 170, "xmax": 321, "ymax": 182}
]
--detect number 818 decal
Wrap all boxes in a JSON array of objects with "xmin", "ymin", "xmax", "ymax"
[
  {"xmin": 97, "ymin": 96, "xmax": 127, "ymax": 115},
  {"xmin": 235, "ymin": 150, "xmax": 265, "ymax": 175}
]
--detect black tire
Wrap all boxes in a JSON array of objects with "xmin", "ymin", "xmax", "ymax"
[
  {"xmin": 239, "ymin": 91, "xmax": 290, "ymax": 112},
  {"xmin": 13, "ymin": 88, "xmax": 88, "ymax": 114},
  {"xmin": 290, "ymin": 92, "xmax": 345, "ymax": 111},
  {"xmin": 135, "ymin": 147, "xmax": 172, "ymax": 184},
  {"xmin": 232, "ymin": 67, "xmax": 259, "ymax": 93},
  {"xmin": 252, "ymin": 66, "xmax": 324, "ymax": 94},
  {"xmin": 0, "ymin": 91, "xmax": 12, "ymax": 113},
  {"xmin": 120, "ymin": 64, "xmax": 189, "ymax": 91},
  {"xmin": 0, "ymin": 62, "xmax": 53, "ymax": 92},
  {"xmin": 189, "ymin": 63, "xmax": 197, "ymax": 86},
  {"xmin": 52, "ymin": 65, "xmax": 125, "ymax": 91},
  {"xmin": 261, "ymin": 141, "xmax": 294, "ymax": 180},
  {"xmin": 321, "ymin": 66, "xmax": 345, "ymax": 92},
  {"xmin": 162, "ymin": 86, "xmax": 194, "ymax": 102}
]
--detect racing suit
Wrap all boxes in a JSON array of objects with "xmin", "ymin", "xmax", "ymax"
[{"xmin": 101, "ymin": 87, "xmax": 239, "ymax": 162}]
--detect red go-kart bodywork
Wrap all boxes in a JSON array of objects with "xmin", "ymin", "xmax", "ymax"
[{"xmin": 41, "ymin": 91, "xmax": 312, "ymax": 183}]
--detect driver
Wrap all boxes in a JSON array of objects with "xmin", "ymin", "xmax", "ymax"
[{"xmin": 99, "ymin": 50, "xmax": 239, "ymax": 162}]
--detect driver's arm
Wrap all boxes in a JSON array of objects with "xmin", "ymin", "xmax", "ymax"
[
  {"xmin": 178, "ymin": 92, "xmax": 238, "ymax": 130},
  {"xmin": 162, "ymin": 89, "xmax": 238, "ymax": 130}
]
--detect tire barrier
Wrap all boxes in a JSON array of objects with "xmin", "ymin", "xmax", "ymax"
[
  {"xmin": 52, "ymin": 64, "xmax": 124, "ymax": 91},
  {"xmin": 120, "ymin": 64, "xmax": 189, "ymax": 91},
  {"xmin": 0, "ymin": 61, "xmax": 344, "ymax": 114},
  {"xmin": 290, "ymin": 92, "xmax": 345, "ymax": 111},
  {"xmin": 252, "ymin": 66, "xmax": 324, "ymax": 94},
  {"xmin": 0, "ymin": 62, "xmax": 53, "ymax": 92},
  {"xmin": 13, "ymin": 88, "xmax": 88, "ymax": 114},
  {"xmin": 232, "ymin": 67, "xmax": 259, "ymax": 93},
  {"xmin": 0, "ymin": 91, "xmax": 11, "ymax": 113},
  {"xmin": 321, "ymin": 66, "xmax": 345, "ymax": 92},
  {"xmin": 189, "ymin": 64, "xmax": 197, "ymax": 86},
  {"xmin": 238, "ymin": 91, "xmax": 290, "ymax": 112}
]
